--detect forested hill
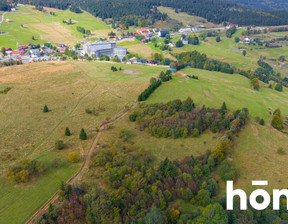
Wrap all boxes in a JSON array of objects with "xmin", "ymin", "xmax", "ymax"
[
  {"xmin": 13, "ymin": 0, "xmax": 288, "ymax": 26},
  {"xmin": 228, "ymin": 0, "xmax": 288, "ymax": 11}
]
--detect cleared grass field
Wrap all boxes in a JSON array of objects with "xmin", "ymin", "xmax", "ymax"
[
  {"xmin": 0, "ymin": 5, "xmax": 112, "ymax": 48},
  {"xmin": 232, "ymin": 122, "xmax": 288, "ymax": 193},
  {"xmin": 157, "ymin": 6, "xmax": 217, "ymax": 28},
  {"xmin": 0, "ymin": 61, "xmax": 166, "ymax": 223},
  {"xmin": 147, "ymin": 68, "xmax": 288, "ymax": 120}
]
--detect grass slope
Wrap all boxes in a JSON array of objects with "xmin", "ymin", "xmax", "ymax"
[
  {"xmin": 0, "ymin": 5, "xmax": 112, "ymax": 48},
  {"xmin": 0, "ymin": 61, "xmax": 166, "ymax": 223},
  {"xmin": 147, "ymin": 68, "xmax": 288, "ymax": 120}
]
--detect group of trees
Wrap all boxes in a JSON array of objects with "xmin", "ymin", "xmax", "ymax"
[
  {"xmin": 76, "ymin": 26, "xmax": 91, "ymax": 35},
  {"xmin": 7, "ymin": 159, "xmax": 44, "ymax": 183},
  {"xmin": 0, "ymin": 0, "xmax": 11, "ymax": 11},
  {"xmin": 16, "ymin": 0, "xmax": 288, "ymax": 28},
  {"xmin": 226, "ymin": 26, "xmax": 237, "ymax": 38},
  {"xmin": 38, "ymin": 137, "xmax": 230, "ymax": 223},
  {"xmin": 138, "ymin": 77, "xmax": 162, "ymax": 101},
  {"xmin": 175, "ymin": 51, "xmax": 235, "ymax": 74},
  {"xmin": 130, "ymin": 99, "xmax": 249, "ymax": 141},
  {"xmin": 0, "ymin": 60, "xmax": 23, "ymax": 68}
]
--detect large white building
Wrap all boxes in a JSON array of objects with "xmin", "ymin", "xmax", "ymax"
[{"xmin": 82, "ymin": 42, "xmax": 127, "ymax": 60}]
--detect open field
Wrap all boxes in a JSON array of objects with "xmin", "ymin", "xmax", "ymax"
[
  {"xmin": 98, "ymin": 113, "xmax": 221, "ymax": 162},
  {"xmin": 0, "ymin": 61, "xmax": 166, "ymax": 223},
  {"xmin": 147, "ymin": 69, "xmax": 288, "ymax": 120},
  {"xmin": 232, "ymin": 122, "xmax": 288, "ymax": 193},
  {"xmin": 0, "ymin": 5, "xmax": 112, "ymax": 47}
]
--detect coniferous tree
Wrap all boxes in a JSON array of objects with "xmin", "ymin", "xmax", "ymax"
[
  {"xmin": 79, "ymin": 128, "xmax": 87, "ymax": 140},
  {"xmin": 43, "ymin": 105, "xmax": 49, "ymax": 113},
  {"xmin": 65, "ymin": 127, "xmax": 71, "ymax": 136}
]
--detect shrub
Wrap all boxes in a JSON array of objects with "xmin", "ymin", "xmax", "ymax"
[
  {"xmin": 67, "ymin": 152, "xmax": 80, "ymax": 163},
  {"xmin": 275, "ymin": 83, "xmax": 283, "ymax": 92},
  {"xmin": 119, "ymin": 129, "xmax": 132, "ymax": 141},
  {"xmin": 55, "ymin": 140, "xmax": 64, "ymax": 150},
  {"xmin": 79, "ymin": 128, "xmax": 87, "ymax": 140},
  {"xmin": 277, "ymin": 147, "xmax": 286, "ymax": 155},
  {"xmin": 216, "ymin": 36, "xmax": 221, "ymax": 42},
  {"xmin": 259, "ymin": 119, "xmax": 265, "ymax": 125}
]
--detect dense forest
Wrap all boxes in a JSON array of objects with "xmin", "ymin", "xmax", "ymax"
[
  {"xmin": 0, "ymin": 0, "xmax": 11, "ymax": 11},
  {"xmin": 229, "ymin": 0, "xmax": 288, "ymax": 11},
  {"xmin": 12, "ymin": 0, "xmax": 288, "ymax": 26}
]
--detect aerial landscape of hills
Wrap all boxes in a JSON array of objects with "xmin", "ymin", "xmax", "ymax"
[{"xmin": 0, "ymin": 0, "xmax": 288, "ymax": 223}]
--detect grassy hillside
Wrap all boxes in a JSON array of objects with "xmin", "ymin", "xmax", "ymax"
[
  {"xmin": 0, "ymin": 61, "xmax": 166, "ymax": 223},
  {"xmin": 0, "ymin": 4, "xmax": 112, "ymax": 48},
  {"xmin": 157, "ymin": 6, "xmax": 218, "ymax": 28},
  {"xmin": 147, "ymin": 69, "xmax": 288, "ymax": 120}
]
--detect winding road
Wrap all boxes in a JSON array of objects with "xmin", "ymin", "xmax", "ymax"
[{"xmin": 25, "ymin": 103, "xmax": 136, "ymax": 224}]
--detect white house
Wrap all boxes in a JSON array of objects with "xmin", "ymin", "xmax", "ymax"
[
  {"xmin": 30, "ymin": 49, "xmax": 40, "ymax": 57},
  {"xmin": 168, "ymin": 42, "xmax": 176, "ymax": 48}
]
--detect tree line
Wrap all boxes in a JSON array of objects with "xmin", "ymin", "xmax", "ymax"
[{"xmin": 15, "ymin": 0, "xmax": 288, "ymax": 27}]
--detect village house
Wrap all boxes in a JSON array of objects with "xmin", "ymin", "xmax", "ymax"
[
  {"xmin": 179, "ymin": 28, "xmax": 192, "ymax": 33},
  {"xmin": 168, "ymin": 42, "xmax": 176, "ymax": 48},
  {"xmin": 226, "ymin": 24, "xmax": 239, "ymax": 29},
  {"xmin": 30, "ymin": 49, "xmax": 40, "ymax": 57},
  {"xmin": 181, "ymin": 36, "xmax": 189, "ymax": 45}
]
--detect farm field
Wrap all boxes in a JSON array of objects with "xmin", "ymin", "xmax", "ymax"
[
  {"xmin": 0, "ymin": 5, "xmax": 112, "ymax": 48},
  {"xmin": 0, "ymin": 61, "xmax": 166, "ymax": 223}
]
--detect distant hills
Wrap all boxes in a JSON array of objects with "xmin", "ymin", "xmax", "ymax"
[{"xmin": 228, "ymin": 0, "xmax": 288, "ymax": 11}]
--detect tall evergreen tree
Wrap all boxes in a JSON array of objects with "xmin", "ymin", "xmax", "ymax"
[
  {"xmin": 65, "ymin": 127, "xmax": 71, "ymax": 136},
  {"xmin": 79, "ymin": 128, "xmax": 87, "ymax": 140},
  {"xmin": 43, "ymin": 105, "xmax": 49, "ymax": 113}
]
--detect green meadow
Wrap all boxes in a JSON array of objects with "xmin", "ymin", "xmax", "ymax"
[
  {"xmin": 147, "ymin": 69, "xmax": 288, "ymax": 120},
  {"xmin": 0, "ymin": 5, "xmax": 112, "ymax": 48}
]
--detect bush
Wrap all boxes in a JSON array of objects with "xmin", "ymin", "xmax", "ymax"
[
  {"xmin": 259, "ymin": 119, "xmax": 265, "ymax": 125},
  {"xmin": 67, "ymin": 152, "xmax": 80, "ymax": 163},
  {"xmin": 275, "ymin": 83, "xmax": 283, "ymax": 92},
  {"xmin": 119, "ymin": 129, "xmax": 132, "ymax": 141},
  {"xmin": 55, "ymin": 140, "xmax": 64, "ymax": 150},
  {"xmin": 277, "ymin": 147, "xmax": 286, "ymax": 155}
]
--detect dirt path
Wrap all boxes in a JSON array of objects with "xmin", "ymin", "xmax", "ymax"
[
  {"xmin": 26, "ymin": 103, "xmax": 136, "ymax": 224},
  {"xmin": 0, "ymin": 12, "xmax": 7, "ymax": 25}
]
